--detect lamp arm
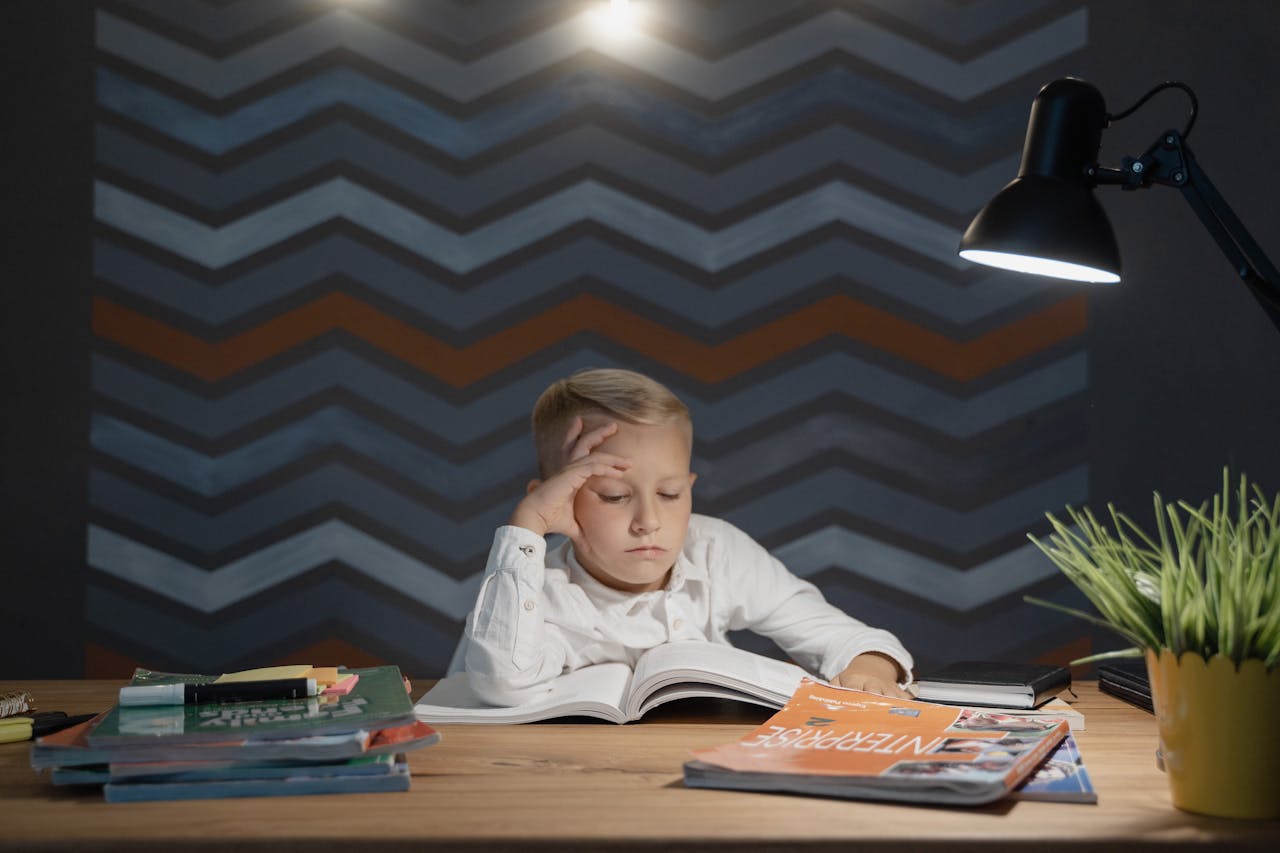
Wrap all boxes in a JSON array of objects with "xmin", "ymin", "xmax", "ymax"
[{"xmin": 1100, "ymin": 130, "xmax": 1280, "ymax": 330}]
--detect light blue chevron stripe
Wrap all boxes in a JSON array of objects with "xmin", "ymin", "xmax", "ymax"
[
  {"xmin": 84, "ymin": 519, "xmax": 1076, "ymax": 629},
  {"xmin": 84, "ymin": 575, "xmax": 1076, "ymax": 679},
  {"xmin": 737, "ymin": 353, "xmax": 1086, "ymax": 444},
  {"xmin": 106, "ymin": 0, "xmax": 336, "ymax": 44},
  {"xmin": 90, "ymin": 400, "xmax": 1079, "ymax": 503},
  {"xmin": 96, "ymin": 118, "xmax": 1019, "ymax": 216},
  {"xmin": 119, "ymin": 0, "xmax": 569, "ymax": 48},
  {"xmin": 90, "ymin": 410, "xmax": 530, "ymax": 500},
  {"xmin": 694, "ymin": 409, "xmax": 1084, "ymax": 502},
  {"xmin": 85, "ymin": 518, "xmax": 1070, "ymax": 623},
  {"xmin": 627, "ymin": 0, "xmax": 1066, "ymax": 50},
  {"xmin": 87, "ymin": 521, "xmax": 482, "ymax": 618},
  {"xmin": 89, "ymin": 465, "xmax": 509, "ymax": 560},
  {"xmin": 87, "ymin": 578, "xmax": 459, "ymax": 676},
  {"xmin": 600, "ymin": 8, "xmax": 1088, "ymax": 103},
  {"xmin": 96, "ymin": 7, "xmax": 1086, "ymax": 102},
  {"xmin": 429, "ymin": 0, "xmax": 815, "ymax": 48},
  {"xmin": 90, "ymin": 348, "xmax": 1088, "ymax": 444},
  {"xmin": 88, "ymin": 457, "xmax": 1086, "ymax": 559},
  {"xmin": 724, "ymin": 465, "xmax": 1089, "ymax": 551},
  {"xmin": 95, "ymin": 178, "xmax": 967, "ymax": 271},
  {"xmin": 775, "ymin": 527, "xmax": 1062, "ymax": 612},
  {"xmin": 815, "ymin": 580, "xmax": 1099, "ymax": 665},
  {"xmin": 124, "ymin": 0, "xmax": 1059, "ymax": 52},
  {"xmin": 856, "ymin": 0, "xmax": 1060, "ymax": 45},
  {"xmin": 95, "ymin": 65, "xmax": 1029, "ymax": 160},
  {"xmin": 94, "ymin": 234, "xmax": 1048, "ymax": 329},
  {"xmin": 89, "ymin": 349, "xmax": 620, "ymax": 443}
]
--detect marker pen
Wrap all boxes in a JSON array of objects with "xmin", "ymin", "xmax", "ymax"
[{"xmin": 118, "ymin": 678, "xmax": 318, "ymax": 707}]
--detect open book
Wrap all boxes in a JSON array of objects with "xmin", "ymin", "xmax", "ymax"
[{"xmin": 414, "ymin": 641, "xmax": 811, "ymax": 724}]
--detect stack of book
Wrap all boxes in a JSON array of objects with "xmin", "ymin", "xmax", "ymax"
[
  {"xmin": 31, "ymin": 665, "xmax": 439, "ymax": 802},
  {"xmin": 1096, "ymin": 659, "xmax": 1153, "ymax": 712},
  {"xmin": 684, "ymin": 679, "xmax": 1097, "ymax": 806}
]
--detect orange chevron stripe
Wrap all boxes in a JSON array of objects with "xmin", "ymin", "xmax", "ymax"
[
  {"xmin": 84, "ymin": 641, "xmax": 144, "ymax": 679},
  {"xmin": 92, "ymin": 293, "xmax": 1087, "ymax": 385},
  {"xmin": 1033, "ymin": 635, "xmax": 1093, "ymax": 672},
  {"xmin": 267, "ymin": 637, "xmax": 394, "ymax": 674}
]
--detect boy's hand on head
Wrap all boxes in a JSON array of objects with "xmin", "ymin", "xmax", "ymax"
[
  {"xmin": 832, "ymin": 652, "xmax": 912, "ymax": 700},
  {"xmin": 509, "ymin": 417, "xmax": 631, "ymax": 540}
]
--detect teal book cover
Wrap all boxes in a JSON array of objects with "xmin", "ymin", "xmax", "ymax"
[{"xmin": 86, "ymin": 666, "xmax": 415, "ymax": 747}]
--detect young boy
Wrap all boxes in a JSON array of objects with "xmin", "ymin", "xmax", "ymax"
[{"xmin": 452, "ymin": 368, "xmax": 913, "ymax": 705}]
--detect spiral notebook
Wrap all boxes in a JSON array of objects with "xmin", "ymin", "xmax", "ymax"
[{"xmin": 1, "ymin": 691, "xmax": 34, "ymax": 718}]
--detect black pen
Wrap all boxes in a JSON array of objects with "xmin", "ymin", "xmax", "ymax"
[
  {"xmin": 118, "ymin": 678, "xmax": 318, "ymax": 707},
  {"xmin": 0, "ymin": 712, "xmax": 99, "ymax": 742}
]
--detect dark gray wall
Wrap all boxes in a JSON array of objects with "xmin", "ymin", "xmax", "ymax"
[
  {"xmin": 2, "ymin": 1, "xmax": 93, "ymax": 678},
  {"xmin": 1085, "ymin": 0, "xmax": 1280, "ymax": 517},
  {"xmin": 2, "ymin": 0, "xmax": 1278, "ymax": 677}
]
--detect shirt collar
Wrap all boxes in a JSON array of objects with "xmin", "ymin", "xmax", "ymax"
[{"xmin": 565, "ymin": 542, "xmax": 709, "ymax": 610}]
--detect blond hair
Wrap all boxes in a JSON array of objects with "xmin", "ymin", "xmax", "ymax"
[{"xmin": 531, "ymin": 368, "xmax": 691, "ymax": 476}]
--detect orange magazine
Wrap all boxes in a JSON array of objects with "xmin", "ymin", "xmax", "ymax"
[{"xmin": 685, "ymin": 679, "xmax": 1069, "ymax": 806}]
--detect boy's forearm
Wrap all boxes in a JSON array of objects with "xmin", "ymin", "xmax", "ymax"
[
  {"xmin": 462, "ymin": 525, "xmax": 566, "ymax": 704},
  {"xmin": 507, "ymin": 504, "xmax": 549, "ymax": 537}
]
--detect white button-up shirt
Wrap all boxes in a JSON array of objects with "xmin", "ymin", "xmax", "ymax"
[{"xmin": 452, "ymin": 514, "xmax": 914, "ymax": 706}]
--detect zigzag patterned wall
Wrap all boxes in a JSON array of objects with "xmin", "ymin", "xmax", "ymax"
[{"xmin": 87, "ymin": 0, "xmax": 1097, "ymax": 677}]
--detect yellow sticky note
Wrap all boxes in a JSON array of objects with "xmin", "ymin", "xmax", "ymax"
[
  {"xmin": 214, "ymin": 665, "xmax": 312, "ymax": 684},
  {"xmin": 304, "ymin": 667, "xmax": 343, "ymax": 687}
]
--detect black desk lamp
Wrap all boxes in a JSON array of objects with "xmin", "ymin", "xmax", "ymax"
[{"xmin": 958, "ymin": 77, "xmax": 1280, "ymax": 332}]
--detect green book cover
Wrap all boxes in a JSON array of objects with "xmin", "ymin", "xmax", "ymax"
[{"xmin": 86, "ymin": 666, "xmax": 415, "ymax": 747}]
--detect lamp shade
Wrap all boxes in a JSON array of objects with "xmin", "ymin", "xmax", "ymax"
[{"xmin": 959, "ymin": 78, "xmax": 1122, "ymax": 283}]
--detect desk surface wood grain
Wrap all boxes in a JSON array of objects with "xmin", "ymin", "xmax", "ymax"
[{"xmin": 1, "ymin": 680, "xmax": 1277, "ymax": 851}]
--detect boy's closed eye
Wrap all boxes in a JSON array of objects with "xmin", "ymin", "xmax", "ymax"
[{"xmin": 591, "ymin": 489, "xmax": 685, "ymax": 503}]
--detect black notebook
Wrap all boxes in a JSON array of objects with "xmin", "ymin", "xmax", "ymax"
[
  {"xmin": 912, "ymin": 661, "xmax": 1071, "ymax": 709},
  {"xmin": 1096, "ymin": 660, "xmax": 1153, "ymax": 713}
]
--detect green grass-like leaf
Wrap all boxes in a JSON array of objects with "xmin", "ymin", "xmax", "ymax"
[{"xmin": 1026, "ymin": 469, "xmax": 1279, "ymax": 669}]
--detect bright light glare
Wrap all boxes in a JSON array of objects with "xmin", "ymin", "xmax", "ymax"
[
  {"xmin": 588, "ymin": 0, "xmax": 642, "ymax": 38},
  {"xmin": 959, "ymin": 249, "xmax": 1120, "ymax": 284}
]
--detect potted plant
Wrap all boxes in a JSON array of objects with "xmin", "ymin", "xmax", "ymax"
[{"xmin": 1026, "ymin": 469, "xmax": 1280, "ymax": 819}]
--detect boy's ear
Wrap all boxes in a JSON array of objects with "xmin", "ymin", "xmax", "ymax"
[
  {"xmin": 688, "ymin": 473, "xmax": 698, "ymax": 489},
  {"xmin": 526, "ymin": 479, "xmax": 542, "ymax": 495}
]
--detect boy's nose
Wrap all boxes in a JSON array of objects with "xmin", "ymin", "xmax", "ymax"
[{"xmin": 632, "ymin": 504, "xmax": 661, "ymax": 534}]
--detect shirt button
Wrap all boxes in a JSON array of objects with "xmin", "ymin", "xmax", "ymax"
[
  {"xmin": 523, "ymin": 600, "xmax": 536, "ymax": 611},
  {"xmin": 519, "ymin": 545, "xmax": 535, "ymax": 557},
  {"xmin": 672, "ymin": 618, "xmax": 683, "ymax": 630}
]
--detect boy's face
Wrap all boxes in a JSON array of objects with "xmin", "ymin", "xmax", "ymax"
[{"xmin": 571, "ymin": 418, "xmax": 697, "ymax": 593}]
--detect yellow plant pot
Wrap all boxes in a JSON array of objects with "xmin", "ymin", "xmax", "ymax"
[{"xmin": 1146, "ymin": 648, "xmax": 1280, "ymax": 819}]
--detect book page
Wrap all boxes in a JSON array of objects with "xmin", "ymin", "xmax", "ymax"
[
  {"xmin": 626, "ymin": 641, "xmax": 811, "ymax": 718},
  {"xmin": 414, "ymin": 663, "xmax": 634, "ymax": 724}
]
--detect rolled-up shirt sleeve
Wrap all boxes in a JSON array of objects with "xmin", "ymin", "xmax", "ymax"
[
  {"xmin": 461, "ymin": 526, "xmax": 572, "ymax": 705},
  {"xmin": 712, "ymin": 519, "xmax": 914, "ymax": 683}
]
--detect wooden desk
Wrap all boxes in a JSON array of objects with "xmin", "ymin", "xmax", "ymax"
[{"xmin": 2, "ymin": 680, "xmax": 1277, "ymax": 851}]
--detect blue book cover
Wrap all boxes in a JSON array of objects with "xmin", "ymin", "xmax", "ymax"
[
  {"xmin": 1010, "ymin": 733, "xmax": 1097, "ymax": 803},
  {"xmin": 101, "ymin": 758, "xmax": 411, "ymax": 802},
  {"xmin": 53, "ymin": 754, "xmax": 401, "ymax": 786}
]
